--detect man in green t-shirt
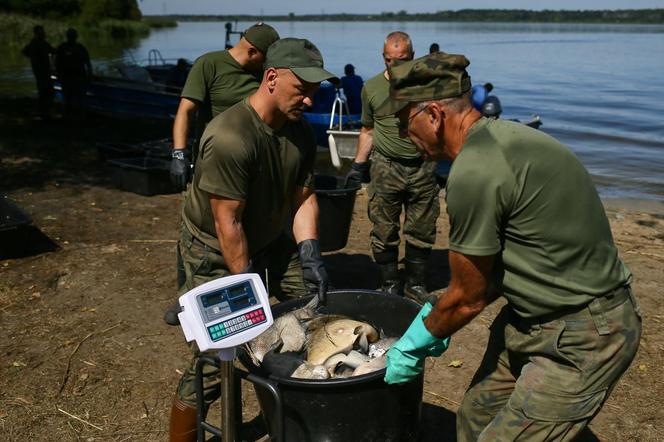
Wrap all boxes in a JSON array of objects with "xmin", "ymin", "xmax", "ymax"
[
  {"xmin": 380, "ymin": 53, "xmax": 641, "ymax": 440},
  {"xmin": 164, "ymin": 23, "xmax": 280, "ymax": 326},
  {"xmin": 169, "ymin": 22, "xmax": 280, "ymax": 192},
  {"xmin": 168, "ymin": 38, "xmax": 338, "ymax": 442},
  {"xmin": 346, "ymin": 31, "xmax": 439, "ymax": 304}
]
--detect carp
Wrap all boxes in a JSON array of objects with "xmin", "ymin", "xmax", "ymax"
[
  {"xmin": 352, "ymin": 354, "xmax": 387, "ymax": 377},
  {"xmin": 306, "ymin": 318, "xmax": 379, "ymax": 365},
  {"xmin": 367, "ymin": 337, "xmax": 398, "ymax": 359}
]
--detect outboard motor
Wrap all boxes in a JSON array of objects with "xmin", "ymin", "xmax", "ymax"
[{"xmin": 481, "ymin": 95, "xmax": 503, "ymax": 119}]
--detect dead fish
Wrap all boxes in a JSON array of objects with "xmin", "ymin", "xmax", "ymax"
[
  {"xmin": 324, "ymin": 350, "xmax": 371, "ymax": 371},
  {"xmin": 306, "ymin": 319, "xmax": 379, "ymax": 365},
  {"xmin": 292, "ymin": 361, "xmax": 330, "ymax": 380},
  {"xmin": 367, "ymin": 337, "xmax": 398, "ymax": 359},
  {"xmin": 352, "ymin": 354, "xmax": 387, "ymax": 377},
  {"xmin": 244, "ymin": 297, "xmax": 320, "ymax": 365}
]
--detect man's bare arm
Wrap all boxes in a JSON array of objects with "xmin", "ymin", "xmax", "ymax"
[
  {"xmin": 292, "ymin": 186, "xmax": 319, "ymax": 243},
  {"xmin": 172, "ymin": 98, "xmax": 199, "ymax": 150},
  {"xmin": 424, "ymin": 251, "xmax": 497, "ymax": 338},
  {"xmin": 353, "ymin": 126, "xmax": 374, "ymax": 163},
  {"xmin": 209, "ymin": 195, "xmax": 249, "ymax": 273}
]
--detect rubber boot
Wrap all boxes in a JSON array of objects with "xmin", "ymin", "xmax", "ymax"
[
  {"xmin": 404, "ymin": 258, "xmax": 438, "ymax": 305},
  {"xmin": 169, "ymin": 396, "xmax": 198, "ymax": 442},
  {"xmin": 378, "ymin": 262, "xmax": 402, "ymax": 296}
]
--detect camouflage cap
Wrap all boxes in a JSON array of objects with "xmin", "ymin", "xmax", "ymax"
[
  {"xmin": 243, "ymin": 22, "xmax": 280, "ymax": 54},
  {"xmin": 377, "ymin": 52, "xmax": 472, "ymax": 116},
  {"xmin": 265, "ymin": 38, "xmax": 339, "ymax": 85}
]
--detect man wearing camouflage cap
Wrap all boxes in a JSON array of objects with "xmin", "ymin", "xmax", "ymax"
[
  {"xmin": 346, "ymin": 31, "xmax": 440, "ymax": 305},
  {"xmin": 168, "ymin": 38, "xmax": 336, "ymax": 441},
  {"xmin": 382, "ymin": 52, "xmax": 641, "ymax": 440},
  {"xmin": 164, "ymin": 22, "xmax": 280, "ymax": 325}
]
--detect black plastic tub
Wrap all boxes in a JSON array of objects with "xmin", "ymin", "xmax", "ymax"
[
  {"xmin": 314, "ymin": 175, "xmax": 361, "ymax": 252},
  {"xmin": 238, "ymin": 290, "xmax": 423, "ymax": 442},
  {"xmin": 96, "ymin": 142, "xmax": 144, "ymax": 161},
  {"xmin": 107, "ymin": 157, "xmax": 177, "ymax": 196}
]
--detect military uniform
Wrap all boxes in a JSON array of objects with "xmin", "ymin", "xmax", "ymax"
[
  {"xmin": 446, "ymin": 118, "xmax": 641, "ymax": 441},
  {"xmin": 181, "ymin": 50, "xmax": 262, "ymax": 148},
  {"xmin": 360, "ymin": 73, "xmax": 439, "ymax": 300},
  {"xmin": 380, "ymin": 52, "xmax": 642, "ymax": 440},
  {"xmin": 176, "ymin": 99, "xmax": 317, "ymax": 407}
]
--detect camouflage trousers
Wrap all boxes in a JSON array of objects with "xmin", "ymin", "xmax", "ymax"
[
  {"xmin": 368, "ymin": 150, "xmax": 439, "ymax": 260},
  {"xmin": 175, "ymin": 227, "xmax": 307, "ymax": 408},
  {"xmin": 457, "ymin": 286, "xmax": 642, "ymax": 441}
]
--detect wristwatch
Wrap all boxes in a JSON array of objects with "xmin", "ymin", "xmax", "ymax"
[{"xmin": 172, "ymin": 150, "xmax": 185, "ymax": 160}]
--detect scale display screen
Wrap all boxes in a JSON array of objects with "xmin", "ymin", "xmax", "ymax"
[{"xmin": 197, "ymin": 280, "xmax": 258, "ymax": 323}]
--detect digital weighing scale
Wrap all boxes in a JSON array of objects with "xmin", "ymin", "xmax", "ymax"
[{"xmin": 178, "ymin": 273, "xmax": 274, "ymax": 442}]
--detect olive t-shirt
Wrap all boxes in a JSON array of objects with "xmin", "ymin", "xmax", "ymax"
[
  {"xmin": 446, "ymin": 117, "xmax": 631, "ymax": 318},
  {"xmin": 182, "ymin": 100, "xmax": 317, "ymax": 255},
  {"xmin": 181, "ymin": 50, "xmax": 261, "ymax": 132},
  {"xmin": 360, "ymin": 72, "xmax": 420, "ymax": 160}
]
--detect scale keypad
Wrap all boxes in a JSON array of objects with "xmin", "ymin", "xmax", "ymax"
[{"xmin": 207, "ymin": 307, "xmax": 267, "ymax": 341}]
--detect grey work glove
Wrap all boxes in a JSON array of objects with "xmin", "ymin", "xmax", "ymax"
[
  {"xmin": 344, "ymin": 161, "xmax": 370, "ymax": 188},
  {"xmin": 297, "ymin": 239, "xmax": 329, "ymax": 305},
  {"xmin": 170, "ymin": 153, "xmax": 191, "ymax": 192}
]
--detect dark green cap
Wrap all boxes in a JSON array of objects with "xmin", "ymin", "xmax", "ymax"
[
  {"xmin": 265, "ymin": 38, "xmax": 340, "ymax": 85},
  {"xmin": 243, "ymin": 22, "xmax": 280, "ymax": 54},
  {"xmin": 377, "ymin": 52, "xmax": 472, "ymax": 116}
]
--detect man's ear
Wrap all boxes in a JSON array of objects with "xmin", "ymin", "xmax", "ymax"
[
  {"xmin": 428, "ymin": 103, "xmax": 445, "ymax": 133},
  {"xmin": 265, "ymin": 68, "xmax": 278, "ymax": 91}
]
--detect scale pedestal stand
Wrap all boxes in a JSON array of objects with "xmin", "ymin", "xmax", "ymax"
[{"xmin": 219, "ymin": 348, "xmax": 237, "ymax": 442}]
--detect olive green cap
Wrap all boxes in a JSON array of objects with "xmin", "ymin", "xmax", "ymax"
[
  {"xmin": 265, "ymin": 38, "xmax": 340, "ymax": 85},
  {"xmin": 377, "ymin": 52, "xmax": 472, "ymax": 116},
  {"xmin": 243, "ymin": 22, "xmax": 280, "ymax": 54}
]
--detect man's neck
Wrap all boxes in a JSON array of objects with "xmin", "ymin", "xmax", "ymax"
[
  {"xmin": 446, "ymin": 108, "xmax": 482, "ymax": 160},
  {"xmin": 248, "ymin": 89, "xmax": 287, "ymax": 130},
  {"xmin": 228, "ymin": 46, "xmax": 247, "ymax": 67}
]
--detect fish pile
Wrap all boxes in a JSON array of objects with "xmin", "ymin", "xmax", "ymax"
[{"xmin": 244, "ymin": 298, "xmax": 398, "ymax": 380}]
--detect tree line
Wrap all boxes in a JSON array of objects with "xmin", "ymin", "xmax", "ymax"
[
  {"xmin": 0, "ymin": 0, "xmax": 141, "ymax": 22},
  {"xmin": 163, "ymin": 9, "xmax": 664, "ymax": 24}
]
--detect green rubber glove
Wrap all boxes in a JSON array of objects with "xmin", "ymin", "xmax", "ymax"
[{"xmin": 384, "ymin": 303, "xmax": 450, "ymax": 384}]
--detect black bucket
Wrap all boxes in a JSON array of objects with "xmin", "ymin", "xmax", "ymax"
[
  {"xmin": 238, "ymin": 290, "xmax": 423, "ymax": 442},
  {"xmin": 315, "ymin": 175, "xmax": 361, "ymax": 252}
]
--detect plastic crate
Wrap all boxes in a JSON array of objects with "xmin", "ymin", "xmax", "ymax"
[{"xmin": 107, "ymin": 157, "xmax": 177, "ymax": 196}]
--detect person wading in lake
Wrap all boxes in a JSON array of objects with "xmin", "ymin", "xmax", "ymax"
[
  {"xmin": 381, "ymin": 51, "xmax": 642, "ymax": 441},
  {"xmin": 346, "ymin": 31, "xmax": 439, "ymax": 305},
  {"xmin": 22, "ymin": 25, "xmax": 55, "ymax": 120},
  {"xmin": 168, "ymin": 38, "xmax": 335, "ymax": 441},
  {"xmin": 164, "ymin": 23, "xmax": 280, "ymax": 326}
]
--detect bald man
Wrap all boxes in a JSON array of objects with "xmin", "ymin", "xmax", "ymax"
[{"xmin": 346, "ymin": 31, "xmax": 440, "ymax": 304}]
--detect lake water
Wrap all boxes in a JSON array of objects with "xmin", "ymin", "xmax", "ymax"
[{"xmin": 6, "ymin": 21, "xmax": 664, "ymax": 201}]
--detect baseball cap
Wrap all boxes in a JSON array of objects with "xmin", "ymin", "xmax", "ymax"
[
  {"xmin": 243, "ymin": 22, "xmax": 280, "ymax": 54},
  {"xmin": 377, "ymin": 52, "xmax": 472, "ymax": 116},
  {"xmin": 265, "ymin": 38, "xmax": 340, "ymax": 85}
]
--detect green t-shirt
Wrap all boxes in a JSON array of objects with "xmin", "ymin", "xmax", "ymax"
[
  {"xmin": 446, "ymin": 117, "xmax": 631, "ymax": 318},
  {"xmin": 360, "ymin": 72, "xmax": 420, "ymax": 159},
  {"xmin": 181, "ymin": 50, "xmax": 261, "ymax": 134},
  {"xmin": 182, "ymin": 100, "xmax": 317, "ymax": 256}
]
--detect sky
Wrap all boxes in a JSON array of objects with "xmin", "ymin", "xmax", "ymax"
[{"xmin": 138, "ymin": 0, "xmax": 664, "ymax": 16}]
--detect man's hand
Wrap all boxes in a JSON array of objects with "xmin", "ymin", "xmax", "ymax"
[
  {"xmin": 384, "ymin": 303, "xmax": 450, "ymax": 384},
  {"xmin": 297, "ymin": 239, "xmax": 329, "ymax": 304},
  {"xmin": 170, "ymin": 151, "xmax": 191, "ymax": 192},
  {"xmin": 344, "ymin": 161, "xmax": 370, "ymax": 188}
]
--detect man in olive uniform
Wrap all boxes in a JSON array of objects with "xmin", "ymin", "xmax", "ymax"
[
  {"xmin": 346, "ymin": 31, "xmax": 439, "ymax": 305},
  {"xmin": 164, "ymin": 23, "xmax": 280, "ymax": 325},
  {"xmin": 381, "ymin": 52, "xmax": 642, "ymax": 441},
  {"xmin": 168, "ymin": 38, "xmax": 337, "ymax": 442},
  {"xmin": 169, "ymin": 22, "xmax": 280, "ymax": 191},
  {"xmin": 22, "ymin": 25, "xmax": 55, "ymax": 119}
]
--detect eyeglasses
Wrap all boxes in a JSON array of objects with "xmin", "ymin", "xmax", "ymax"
[{"xmin": 397, "ymin": 105, "xmax": 427, "ymax": 131}]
